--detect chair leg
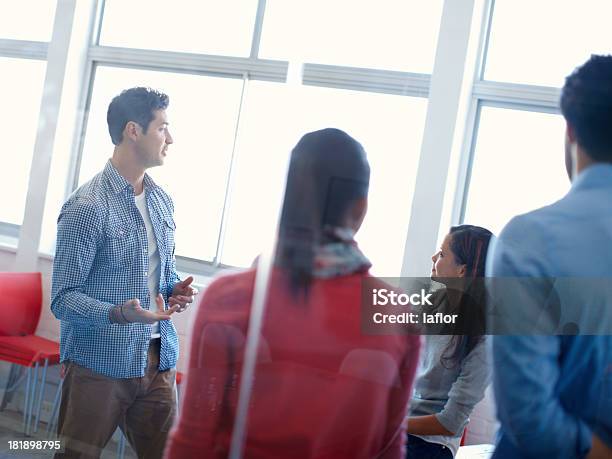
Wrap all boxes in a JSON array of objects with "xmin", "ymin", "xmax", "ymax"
[
  {"xmin": 47, "ymin": 379, "xmax": 62, "ymax": 437},
  {"xmin": 1, "ymin": 364, "xmax": 21, "ymax": 411},
  {"xmin": 23, "ymin": 367, "xmax": 31, "ymax": 434},
  {"xmin": 33, "ymin": 358, "xmax": 49, "ymax": 434},
  {"xmin": 25, "ymin": 361, "xmax": 39, "ymax": 436}
]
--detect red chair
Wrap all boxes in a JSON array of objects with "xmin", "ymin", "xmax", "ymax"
[
  {"xmin": 0, "ymin": 272, "xmax": 60, "ymax": 435},
  {"xmin": 460, "ymin": 425, "xmax": 468, "ymax": 446},
  {"xmin": 0, "ymin": 272, "xmax": 43, "ymax": 336}
]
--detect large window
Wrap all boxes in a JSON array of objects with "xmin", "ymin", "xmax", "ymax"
[
  {"xmin": 462, "ymin": 106, "xmax": 569, "ymax": 235},
  {"xmin": 9, "ymin": 0, "xmax": 591, "ymax": 278},
  {"xmin": 485, "ymin": 0, "xmax": 612, "ymax": 86}
]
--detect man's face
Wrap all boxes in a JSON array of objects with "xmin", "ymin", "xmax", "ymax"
[{"xmin": 135, "ymin": 109, "xmax": 173, "ymax": 168}]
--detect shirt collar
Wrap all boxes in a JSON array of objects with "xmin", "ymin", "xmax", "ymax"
[
  {"xmin": 103, "ymin": 160, "xmax": 159, "ymax": 195},
  {"xmin": 570, "ymin": 163, "xmax": 612, "ymax": 194},
  {"xmin": 143, "ymin": 172, "xmax": 159, "ymax": 191}
]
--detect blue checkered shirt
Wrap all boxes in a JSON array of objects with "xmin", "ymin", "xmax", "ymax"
[{"xmin": 51, "ymin": 161, "xmax": 181, "ymax": 378}]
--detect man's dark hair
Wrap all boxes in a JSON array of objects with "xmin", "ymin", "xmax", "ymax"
[
  {"xmin": 106, "ymin": 87, "xmax": 169, "ymax": 145},
  {"xmin": 560, "ymin": 54, "xmax": 612, "ymax": 162}
]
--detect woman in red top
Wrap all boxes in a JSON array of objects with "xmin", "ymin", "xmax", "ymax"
[{"xmin": 164, "ymin": 128, "xmax": 421, "ymax": 459}]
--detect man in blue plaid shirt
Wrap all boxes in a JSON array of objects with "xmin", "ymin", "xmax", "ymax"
[{"xmin": 51, "ymin": 87, "xmax": 196, "ymax": 458}]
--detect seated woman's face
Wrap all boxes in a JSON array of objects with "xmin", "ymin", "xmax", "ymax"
[{"xmin": 430, "ymin": 233, "xmax": 466, "ymax": 280}]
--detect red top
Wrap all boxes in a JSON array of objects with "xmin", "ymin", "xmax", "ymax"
[{"xmin": 165, "ymin": 269, "xmax": 420, "ymax": 459}]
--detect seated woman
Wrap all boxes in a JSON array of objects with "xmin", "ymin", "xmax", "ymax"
[
  {"xmin": 165, "ymin": 128, "xmax": 421, "ymax": 459},
  {"xmin": 406, "ymin": 225, "xmax": 493, "ymax": 459}
]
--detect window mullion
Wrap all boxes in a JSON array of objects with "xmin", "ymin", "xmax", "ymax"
[{"xmin": 213, "ymin": 74, "xmax": 250, "ymax": 266}]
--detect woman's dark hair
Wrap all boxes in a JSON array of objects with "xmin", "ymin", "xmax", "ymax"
[
  {"xmin": 275, "ymin": 128, "xmax": 370, "ymax": 296},
  {"xmin": 107, "ymin": 87, "xmax": 169, "ymax": 145},
  {"xmin": 441, "ymin": 224, "xmax": 493, "ymax": 368}
]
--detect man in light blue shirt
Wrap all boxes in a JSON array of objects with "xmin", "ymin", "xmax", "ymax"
[{"xmin": 487, "ymin": 55, "xmax": 612, "ymax": 459}]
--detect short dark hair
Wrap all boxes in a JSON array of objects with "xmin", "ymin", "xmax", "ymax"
[
  {"xmin": 560, "ymin": 55, "xmax": 612, "ymax": 161},
  {"xmin": 106, "ymin": 87, "xmax": 169, "ymax": 145}
]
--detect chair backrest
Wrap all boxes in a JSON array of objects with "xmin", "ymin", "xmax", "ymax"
[{"xmin": 0, "ymin": 272, "xmax": 42, "ymax": 336}]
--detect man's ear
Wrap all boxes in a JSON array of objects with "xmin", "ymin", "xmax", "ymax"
[
  {"xmin": 123, "ymin": 121, "xmax": 140, "ymax": 142},
  {"xmin": 457, "ymin": 264, "xmax": 467, "ymax": 278},
  {"xmin": 566, "ymin": 122, "xmax": 577, "ymax": 143}
]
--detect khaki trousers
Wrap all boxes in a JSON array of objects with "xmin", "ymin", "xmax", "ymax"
[{"xmin": 54, "ymin": 339, "xmax": 176, "ymax": 459}]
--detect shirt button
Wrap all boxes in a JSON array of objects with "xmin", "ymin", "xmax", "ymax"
[{"xmin": 144, "ymin": 271, "xmax": 148, "ymax": 276}]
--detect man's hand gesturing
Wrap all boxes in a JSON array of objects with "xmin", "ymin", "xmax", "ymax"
[
  {"xmin": 110, "ymin": 294, "xmax": 180, "ymax": 324},
  {"xmin": 169, "ymin": 276, "xmax": 198, "ymax": 312}
]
